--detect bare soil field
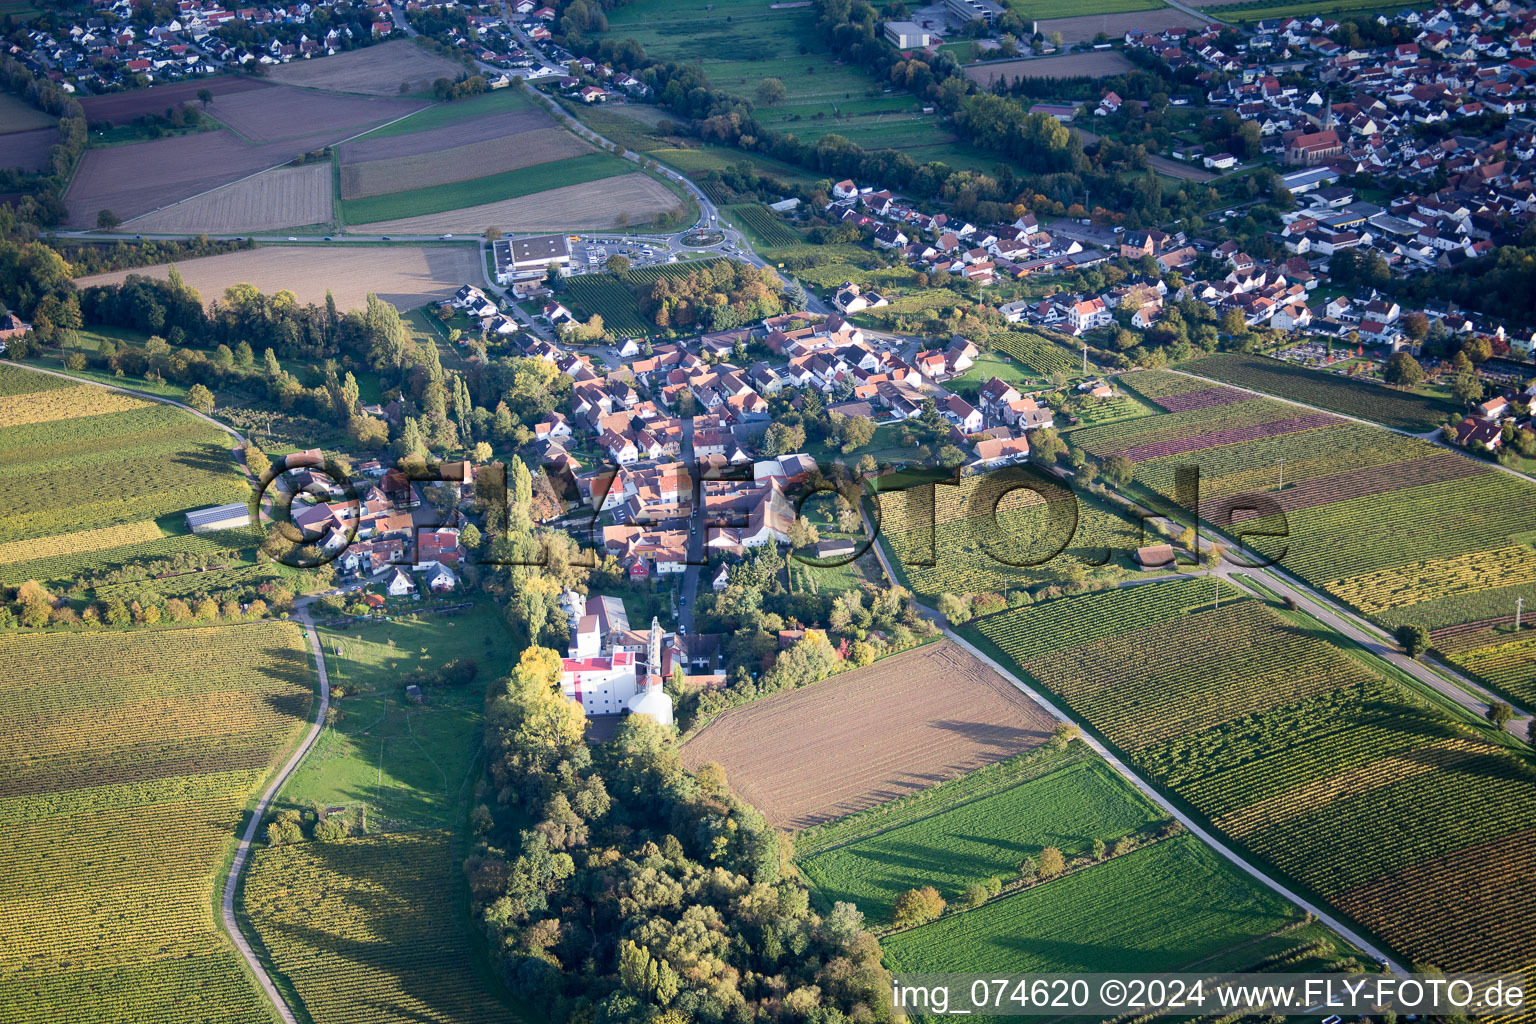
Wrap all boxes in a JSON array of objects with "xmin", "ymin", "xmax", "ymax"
[
  {"xmin": 266, "ymin": 40, "xmax": 464, "ymax": 96},
  {"xmin": 78, "ymin": 77, "xmax": 271, "ymax": 125},
  {"xmin": 74, "ymin": 244, "xmax": 480, "ymax": 311},
  {"xmin": 120, "ymin": 164, "xmax": 333, "ymax": 233},
  {"xmin": 64, "ymin": 127, "xmax": 359, "ymax": 227},
  {"xmin": 209, "ymin": 86, "xmax": 425, "ymax": 144},
  {"xmin": 340, "ymin": 129, "xmax": 592, "ymax": 199},
  {"xmin": 680, "ymin": 640, "xmax": 1056, "ymax": 829},
  {"xmin": 0, "ymin": 93, "xmax": 55, "ymax": 133},
  {"xmin": 359, "ymin": 173, "xmax": 682, "ymax": 234},
  {"xmin": 340, "ymin": 107, "xmax": 555, "ymax": 163},
  {"xmin": 1032, "ymin": 7, "xmax": 1212, "ymax": 41},
  {"xmin": 966, "ymin": 50, "xmax": 1135, "ymax": 86},
  {"xmin": 2, "ymin": 127, "xmax": 55, "ymax": 172}
]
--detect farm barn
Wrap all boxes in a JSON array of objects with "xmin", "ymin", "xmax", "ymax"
[{"xmin": 186, "ymin": 502, "xmax": 253, "ymax": 534}]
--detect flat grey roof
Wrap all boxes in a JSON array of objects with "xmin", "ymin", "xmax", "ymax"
[{"xmin": 509, "ymin": 234, "xmax": 571, "ymax": 264}]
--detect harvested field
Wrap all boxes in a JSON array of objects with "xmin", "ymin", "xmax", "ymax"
[
  {"xmin": 1031, "ymin": 7, "xmax": 1213, "ymax": 42},
  {"xmin": 341, "ymin": 128, "xmax": 590, "ymax": 199},
  {"xmin": 266, "ymin": 40, "xmax": 464, "ymax": 96},
  {"xmin": 359, "ymin": 173, "xmax": 682, "ymax": 234},
  {"xmin": 65, "ymin": 129, "xmax": 355, "ymax": 227},
  {"xmin": 0, "ymin": 93, "xmax": 54, "ymax": 132},
  {"xmin": 1, "ymin": 127, "xmax": 55, "ymax": 172},
  {"xmin": 207, "ymin": 86, "xmax": 424, "ymax": 144},
  {"xmin": 74, "ymin": 245, "xmax": 481, "ymax": 312},
  {"xmin": 122, "ymin": 164, "xmax": 333, "ymax": 233},
  {"xmin": 965, "ymin": 50, "xmax": 1134, "ymax": 87},
  {"xmin": 78, "ymin": 77, "xmax": 271, "ymax": 125},
  {"xmin": 340, "ymin": 107, "xmax": 553, "ymax": 163},
  {"xmin": 680, "ymin": 640, "xmax": 1056, "ymax": 829}
]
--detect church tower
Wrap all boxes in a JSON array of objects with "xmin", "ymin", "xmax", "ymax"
[{"xmin": 648, "ymin": 616, "xmax": 662, "ymax": 676}]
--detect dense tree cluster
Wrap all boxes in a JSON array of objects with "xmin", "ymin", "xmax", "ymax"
[
  {"xmin": 49, "ymin": 236, "xmax": 253, "ymax": 277},
  {"xmin": 470, "ymin": 647, "xmax": 896, "ymax": 1024},
  {"xmin": 639, "ymin": 261, "xmax": 785, "ymax": 331}
]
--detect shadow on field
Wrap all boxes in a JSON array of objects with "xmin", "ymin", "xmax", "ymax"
[{"xmin": 928, "ymin": 718, "xmax": 1048, "ymax": 752}]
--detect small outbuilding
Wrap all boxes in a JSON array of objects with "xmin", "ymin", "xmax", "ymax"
[{"xmin": 1135, "ymin": 543, "xmax": 1175, "ymax": 569}]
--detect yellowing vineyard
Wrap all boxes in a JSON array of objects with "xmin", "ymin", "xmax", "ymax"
[
  {"xmin": 0, "ymin": 520, "xmax": 164, "ymax": 569},
  {"xmin": 0, "ymin": 383, "xmax": 150, "ymax": 427},
  {"xmin": 0, "ymin": 624, "xmax": 316, "ymax": 1023}
]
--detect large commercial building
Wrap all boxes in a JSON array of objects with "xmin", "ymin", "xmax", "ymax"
[
  {"xmin": 884, "ymin": 20, "xmax": 931, "ymax": 47},
  {"xmin": 946, "ymin": 0, "xmax": 1004, "ymax": 25},
  {"xmin": 492, "ymin": 233, "xmax": 573, "ymax": 284}
]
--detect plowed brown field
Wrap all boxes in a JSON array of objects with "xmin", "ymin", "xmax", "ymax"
[
  {"xmin": 208, "ymin": 87, "xmax": 424, "ymax": 144},
  {"xmin": 121, "ymin": 164, "xmax": 332, "ymax": 233},
  {"xmin": 340, "ymin": 129, "xmax": 591, "ymax": 198},
  {"xmin": 359, "ymin": 173, "xmax": 682, "ymax": 234},
  {"xmin": 78, "ymin": 77, "xmax": 271, "ymax": 124},
  {"xmin": 680, "ymin": 640, "xmax": 1055, "ymax": 829},
  {"xmin": 340, "ymin": 108, "xmax": 553, "ymax": 163},
  {"xmin": 74, "ymin": 245, "xmax": 479, "ymax": 312},
  {"xmin": 265, "ymin": 40, "xmax": 464, "ymax": 96}
]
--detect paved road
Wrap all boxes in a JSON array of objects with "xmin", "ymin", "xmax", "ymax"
[
  {"xmin": 219, "ymin": 603, "xmax": 332, "ymax": 1024},
  {"xmin": 678, "ymin": 417, "xmax": 705, "ymax": 633},
  {"xmin": 856, "ymin": 504, "xmax": 1408, "ymax": 974}
]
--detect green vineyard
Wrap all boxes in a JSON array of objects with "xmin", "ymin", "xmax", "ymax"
[
  {"xmin": 968, "ymin": 589, "xmax": 1536, "ymax": 975},
  {"xmin": 0, "ymin": 624, "xmax": 315, "ymax": 1024},
  {"xmin": 727, "ymin": 203, "xmax": 801, "ymax": 247},
  {"xmin": 245, "ymin": 831, "xmax": 523, "ymax": 1024}
]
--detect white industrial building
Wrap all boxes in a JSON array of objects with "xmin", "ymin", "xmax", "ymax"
[
  {"xmin": 884, "ymin": 20, "xmax": 931, "ymax": 47},
  {"xmin": 493, "ymin": 234, "xmax": 573, "ymax": 284}
]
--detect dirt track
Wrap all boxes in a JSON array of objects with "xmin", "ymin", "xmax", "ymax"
[
  {"xmin": 121, "ymin": 164, "xmax": 333, "ymax": 233},
  {"xmin": 74, "ymin": 245, "xmax": 481, "ymax": 312},
  {"xmin": 341, "ymin": 128, "xmax": 590, "ymax": 198},
  {"xmin": 680, "ymin": 640, "xmax": 1055, "ymax": 829},
  {"xmin": 265, "ymin": 40, "xmax": 463, "ymax": 96},
  {"xmin": 358, "ymin": 173, "xmax": 683, "ymax": 234}
]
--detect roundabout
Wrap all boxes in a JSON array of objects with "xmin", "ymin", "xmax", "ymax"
[{"xmin": 680, "ymin": 228, "xmax": 725, "ymax": 248}]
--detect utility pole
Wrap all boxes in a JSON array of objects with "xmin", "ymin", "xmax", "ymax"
[
  {"xmin": 1279, "ymin": 457, "xmax": 1285, "ymax": 491},
  {"xmin": 1517, "ymin": 596, "xmax": 1524, "ymax": 632},
  {"xmin": 1082, "ymin": 339, "xmax": 1088, "ymax": 377}
]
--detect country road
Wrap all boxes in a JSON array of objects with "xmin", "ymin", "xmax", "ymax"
[
  {"xmin": 856, "ymin": 504, "xmax": 1409, "ymax": 974},
  {"xmin": 219, "ymin": 603, "xmax": 332, "ymax": 1024}
]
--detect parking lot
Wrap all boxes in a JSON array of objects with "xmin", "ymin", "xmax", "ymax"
[{"xmin": 569, "ymin": 236, "xmax": 676, "ymax": 276}]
